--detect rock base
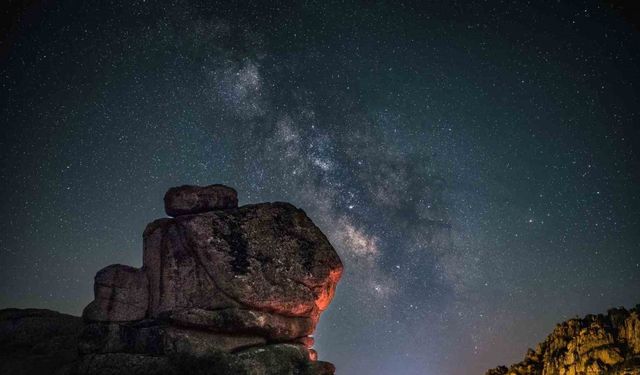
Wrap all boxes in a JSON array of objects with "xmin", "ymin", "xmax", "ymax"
[
  {"xmin": 67, "ymin": 344, "xmax": 334, "ymax": 375},
  {"xmin": 0, "ymin": 308, "xmax": 333, "ymax": 375},
  {"xmin": 0, "ymin": 309, "xmax": 83, "ymax": 375}
]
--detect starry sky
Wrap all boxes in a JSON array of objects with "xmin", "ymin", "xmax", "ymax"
[{"xmin": 1, "ymin": 1, "xmax": 639, "ymax": 374}]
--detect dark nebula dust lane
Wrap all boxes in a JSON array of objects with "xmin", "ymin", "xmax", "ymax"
[{"xmin": 1, "ymin": 1, "xmax": 639, "ymax": 374}]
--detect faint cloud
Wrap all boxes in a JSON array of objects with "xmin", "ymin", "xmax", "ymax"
[
  {"xmin": 334, "ymin": 218, "xmax": 379, "ymax": 260},
  {"xmin": 213, "ymin": 59, "xmax": 265, "ymax": 120}
]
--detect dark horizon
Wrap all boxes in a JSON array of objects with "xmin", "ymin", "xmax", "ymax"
[{"xmin": 1, "ymin": 1, "xmax": 639, "ymax": 374}]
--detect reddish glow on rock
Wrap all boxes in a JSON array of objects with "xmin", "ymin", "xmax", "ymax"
[
  {"xmin": 308, "ymin": 348, "xmax": 318, "ymax": 361},
  {"xmin": 315, "ymin": 268, "xmax": 343, "ymax": 312}
]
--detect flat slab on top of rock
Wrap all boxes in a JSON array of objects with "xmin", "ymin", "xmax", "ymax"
[{"xmin": 164, "ymin": 184, "xmax": 238, "ymax": 217}]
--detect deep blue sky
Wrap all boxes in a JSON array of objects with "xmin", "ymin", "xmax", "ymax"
[{"xmin": 1, "ymin": 1, "xmax": 639, "ymax": 374}]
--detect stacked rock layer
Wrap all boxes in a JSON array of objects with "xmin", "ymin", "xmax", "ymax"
[
  {"xmin": 486, "ymin": 306, "xmax": 640, "ymax": 375},
  {"xmin": 77, "ymin": 184, "xmax": 343, "ymax": 375}
]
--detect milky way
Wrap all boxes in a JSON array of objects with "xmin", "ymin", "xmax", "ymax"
[{"xmin": 1, "ymin": 1, "xmax": 639, "ymax": 374}]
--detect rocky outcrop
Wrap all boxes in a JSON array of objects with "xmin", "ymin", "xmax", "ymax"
[
  {"xmin": 0, "ymin": 184, "xmax": 343, "ymax": 375},
  {"xmin": 163, "ymin": 184, "xmax": 238, "ymax": 216},
  {"xmin": 486, "ymin": 305, "xmax": 640, "ymax": 375},
  {"xmin": 74, "ymin": 184, "xmax": 343, "ymax": 374},
  {"xmin": 0, "ymin": 309, "xmax": 83, "ymax": 374}
]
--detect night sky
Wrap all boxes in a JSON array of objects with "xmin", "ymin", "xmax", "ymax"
[{"xmin": 2, "ymin": 1, "xmax": 639, "ymax": 374}]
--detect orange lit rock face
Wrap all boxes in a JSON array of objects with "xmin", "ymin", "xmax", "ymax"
[{"xmin": 81, "ymin": 184, "xmax": 342, "ymax": 374}]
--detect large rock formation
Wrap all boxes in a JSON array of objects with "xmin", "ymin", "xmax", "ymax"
[
  {"xmin": 0, "ymin": 184, "xmax": 343, "ymax": 375},
  {"xmin": 486, "ymin": 305, "xmax": 640, "ymax": 375}
]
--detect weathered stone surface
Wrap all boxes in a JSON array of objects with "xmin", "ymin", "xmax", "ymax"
[
  {"xmin": 486, "ymin": 305, "xmax": 640, "ymax": 375},
  {"xmin": 0, "ymin": 308, "xmax": 83, "ymax": 375},
  {"xmin": 79, "ymin": 321, "xmax": 267, "ymax": 355},
  {"xmin": 142, "ymin": 217, "xmax": 241, "ymax": 315},
  {"xmin": 69, "ymin": 353, "xmax": 171, "ymax": 375},
  {"xmin": 164, "ymin": 184, "xmax": 238, "ymax": 216},
  {"xmin": 486, "ymin": 366, "xmax": 508, "ymax": 375},
  {"xmin": 144, "ymin": 202, "xmax": 343, "ymax": 323},
  {"xmin": 622, "ymin": 309, "xmax": 640, "ymax": 355},
  {"xmin": 160, "ymin": 308, "xmax": 315, "ymax": 341},
  {"xmin": 68, "ymin": 344, "xmax": 335, "ymax": 375},
  {"xmin": 293, "ymin": 336, "xmax": 315, "ymax": 348},
  {"xmin": 83, "ymin": 264, "xmax": 148, "ymax": 322},
  {"xmin": 230, "ymin": 343, "xmax": 335, "ymax": 375},
  {"xmin": 79, "ymin": 322, "xmax": 162, "ymax": 355},
  {"xmin": 161, "ymin": 326, "xmax": 267, "ymax": 356}
]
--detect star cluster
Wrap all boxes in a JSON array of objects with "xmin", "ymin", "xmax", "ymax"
[{"xmin": 1, "ymin": 1, "xmax": 639, "ymax": 374}]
